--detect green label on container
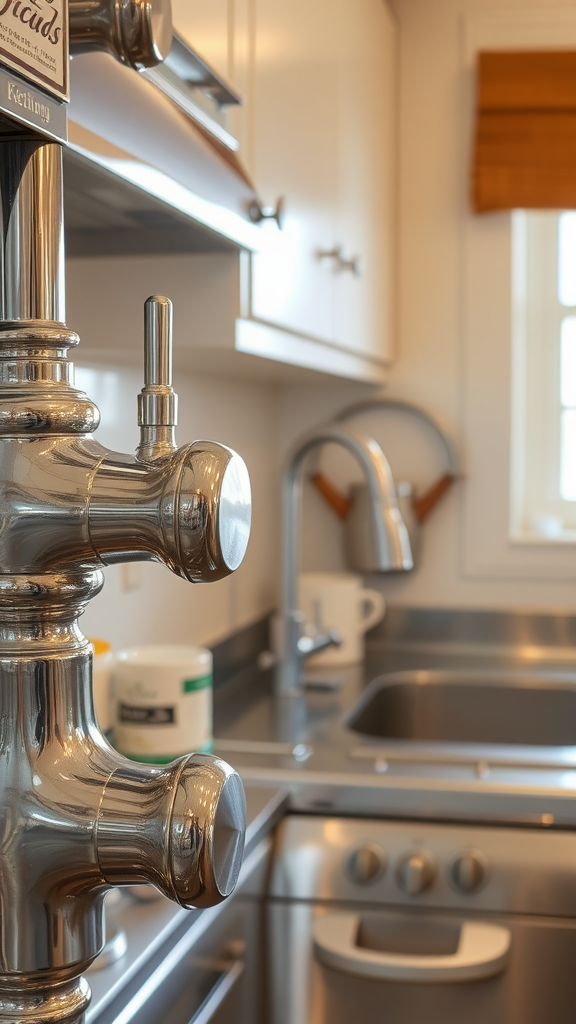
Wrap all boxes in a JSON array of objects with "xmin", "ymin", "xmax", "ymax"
[
  {"xmin": 119, "ymin": 739, "xmax": 214, "ymax": 764},
  {"xmin": 182, "ymin": 674, "xmax": 212, "ymax": 694}
]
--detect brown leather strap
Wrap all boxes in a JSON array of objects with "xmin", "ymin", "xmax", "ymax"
[
  {"xmin": 412, "ymin": 472, "xmax": 455, "ymax": 524},
  {"xmin": 311, "ymin": 472, "xmax": 352, "ymax": 520}
]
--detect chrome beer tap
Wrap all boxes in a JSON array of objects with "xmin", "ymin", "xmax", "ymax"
[{"xmin": 0, "ymin": 5, "xmax": 251, "ymax": 1022}]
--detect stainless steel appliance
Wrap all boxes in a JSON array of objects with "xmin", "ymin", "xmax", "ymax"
[{"xmin": 268, "ymin": 814, "xmax": 576, "ymax": 1023}]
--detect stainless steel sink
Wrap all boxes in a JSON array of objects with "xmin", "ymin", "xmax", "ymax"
[{"xmin": 346, "ymin": 670, "xmax": 576, "ymax": 747}]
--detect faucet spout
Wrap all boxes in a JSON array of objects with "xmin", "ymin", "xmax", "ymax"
[{"xmin": 276, "ymin": 422, "xmax": 412, "ymax": 694}]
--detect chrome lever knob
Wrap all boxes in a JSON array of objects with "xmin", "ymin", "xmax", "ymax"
[
  {"xmin": 171, "ymin": 439, "xmax": 252, "ymax": 581},
  {"xmin": 69, "ymin": 0, "xmax": 173, "ymax": 70},
  {"xmin": 144, "ymin": 293, "xmax": 173, "ymax": 387},
  {"xmin": 137, "ymin": 294, "xmax": 178, "ymax": 461},
  {"xmin": 98, "ymin": 753, "xmax": 247, "ymax": 909},
  {"xmin": 91, "ymin": 290, "xmax": 251, "ymax": 579},
  {"xmin": 170, "ymin": 754, "xmax": 246, "ymax": 907}
]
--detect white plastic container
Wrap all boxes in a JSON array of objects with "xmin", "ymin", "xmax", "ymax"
[{"xmin": 113, "ymin": 645, "xmax": 213, "ymax": 763}]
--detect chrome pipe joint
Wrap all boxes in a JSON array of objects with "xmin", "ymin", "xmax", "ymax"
[
  {"xmin": 0, "ymin": 140, "xmax": 251, "ymax": 1021},
  {"xmin": 69, "ymin": 0, "xmax": 173, "ymax": 70}
]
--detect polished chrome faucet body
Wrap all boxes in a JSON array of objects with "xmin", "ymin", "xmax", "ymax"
[
  {"xmin": 276, "ymin": 422, "xmax": 412, "ymax": 694},
  {"xmin": 0, "ymin": 45, "xmax": 251, "ymax": 1024}
]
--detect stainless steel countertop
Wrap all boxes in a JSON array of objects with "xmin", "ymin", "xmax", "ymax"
[
  {"xmin": 86, "ymin": 607, "xmax": 576, "ymax": 1020},
  {"xmin": 213, "ymin": 639, "xmax": 576, "ymax": 828}
]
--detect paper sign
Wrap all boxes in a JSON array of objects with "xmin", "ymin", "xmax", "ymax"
[{"xmin": 0, "ymin": 0, "xmax": 68, "ymax": 101}]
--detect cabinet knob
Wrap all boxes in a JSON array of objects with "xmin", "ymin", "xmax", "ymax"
[
  {"xmin": 346, "ymin": 843, "xmax": 387, "ymax": 885},
  {"xmin": 450, "ymin": 850, "xmax": 487, "ymax": 893},
  {"xmin": 248, "ymin": 197, "xmax": 285, "ymax": 230},
  {"xmin": 317, "ymin": 245, "xmax": 362, "ymax": 277},
  {"xmin": 396, "ymin": 850, "xmax": 436, "ymax": 896}
]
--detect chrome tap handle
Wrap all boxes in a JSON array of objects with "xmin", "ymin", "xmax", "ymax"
[
  {"xmin": 144, "ymin": 293, "xmax": 173, "ymax": 386},
  {"xmin": 69, "ymin": 0, "xmax": 173, "ymax": 70},
  {"xmin": 138, "ymin": 295, "xmax": 178, "ymax": 461},
  {"xmin": 98, "ymin": 753, "xmax": 246, "ymax": 909},
  {"xmin": 88, "ymin": 290, "xmax": 252, "ymax": 580},
  {"xmin": 297, "ymin": 629, "xmax": 342, "ymax": 657}
]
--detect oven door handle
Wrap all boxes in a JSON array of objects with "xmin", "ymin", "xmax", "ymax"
[{"xmin": 313, "ymin": 914, "xmax": 511, "ymax": 984}]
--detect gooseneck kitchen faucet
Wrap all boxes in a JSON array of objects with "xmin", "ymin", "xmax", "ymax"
[
  {"xmin": 276, "ymin": 423, "xmax": 413, "ymax": 694},
  {"xmin": 0, "ymin": 2, "xmax": 252, "ymax": 1022}
]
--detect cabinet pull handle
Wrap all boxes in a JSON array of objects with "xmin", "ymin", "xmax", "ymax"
[
  {"xmin": 248, "ymin": 196, "xmax": 285, "ymax": 229},
  {"xmin": 316, "ymin": 245, "xmax": 362, "ymax": 277}
]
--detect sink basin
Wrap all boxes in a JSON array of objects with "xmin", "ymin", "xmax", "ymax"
[{"xmin": 347, "ymin": 670, "xmax": 576, "ymax": 747}]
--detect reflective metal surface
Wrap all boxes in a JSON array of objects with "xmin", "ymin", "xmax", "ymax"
[
  {"xmin": 347, "ymin": 669, "xmax": 576, "ymax": 747},
  {"xmin": 84, "ymin": 786, "xmax": 287, "ymax": 1023},
  {"xmin": 213, "ymin": 606, "xmax": 576, "ymax": 826},
  {"xmin": 276, "ymin": 422, "xmax": 412, "ymax": 694},
  {"xmin": 69, "ymin": 0, "xmax": 173, "ymax": 70},
  {"xmin": 267, "ymin": 815, "xmax": 576, "ymax": 1024},
  {"xmin": 98, "ymin": 752, "xmax": 246, "ymax": 907},
  {"xmin": 0, "ymin": 141, "xmax": 65, "ymax": 322},
  {"xmin": 0, "ymin": 18, "xmax": 250, "ymax": 1017}
]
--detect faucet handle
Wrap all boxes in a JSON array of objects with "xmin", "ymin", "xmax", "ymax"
[
  {"xmin": 137, "ymin": 295, "xmax": 178, "ymax": 462},
  {"xmin": 144, "ymin": 294, "xmax": 173, "ymax": 387},
  {"xmin": 98, "ymin": 753, "xmax": 247, "ymax": 909},
  {"xmin": 297, "ymin": 629, "xmax": 342, "ymax": 657}
]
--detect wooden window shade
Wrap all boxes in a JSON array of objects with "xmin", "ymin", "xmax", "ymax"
[{"xmin": 472, "ymin": 51, "xmax": 576, "ymax": 213}]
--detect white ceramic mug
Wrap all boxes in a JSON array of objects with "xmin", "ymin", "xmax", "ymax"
[
  {"xmin": 113, "ymin": 645, "xmax": 213, "ymax": 764},
  {"xmin": 298, "ymin": 572, "xmax": 385, "ymax": 666}
]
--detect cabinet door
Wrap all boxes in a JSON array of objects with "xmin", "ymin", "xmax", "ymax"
[
  {"xmin": 171, "ymin": 0, "xmax": 230, "ymax": 80},
  {"xmin": 249, "ymin": 0, "xmax": 340, "ymax": 342},
  {"xmin": 248, "ymin": 0, "xmax": 396, "ymax": 364},
  {"xmin": 170, "ymin": 0, "xmax": 252, "ymax": 174},
  {"xmin": 334, "ymin": 0, "xmax": 396, "ymax": 362}
]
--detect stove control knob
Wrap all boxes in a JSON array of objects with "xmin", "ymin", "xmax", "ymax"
[
  {"xmin": 346, "ymin": 843, "xmax": 387, "ymax": 885},
  {"xmin": 396, "ymin": 850, "xmax": 436, "ymax": 896},
  {"xmin": 450, "ymin": 850, "xmax": 487, "ymax": 893}
]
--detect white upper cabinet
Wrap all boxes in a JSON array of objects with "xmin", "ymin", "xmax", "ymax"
[
  {"xmin": 67, "ymin": 2, "xmax": 396, "ymax": 384},
  {"xmin": 333, "ymin": 0, "xmax": 397, "ymax": 362},
  {"xmin": 170, "ymin": 0, "xmax": 251, "ymax": 156},
  {"xmin": 170, "ymin": 0, "xmax": 230, "ymax": 79},
  {"xmin": 248, "ymin": 1, "xmax": 339, "ymax": 343},
  {"xmin": 246, "ymin": 0, "xmax": 397, "ymax": 367}
]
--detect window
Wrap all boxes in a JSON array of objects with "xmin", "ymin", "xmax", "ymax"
[{"xmin": 511, "ymin": 209, "xmax": 576, "ymax": 541}]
